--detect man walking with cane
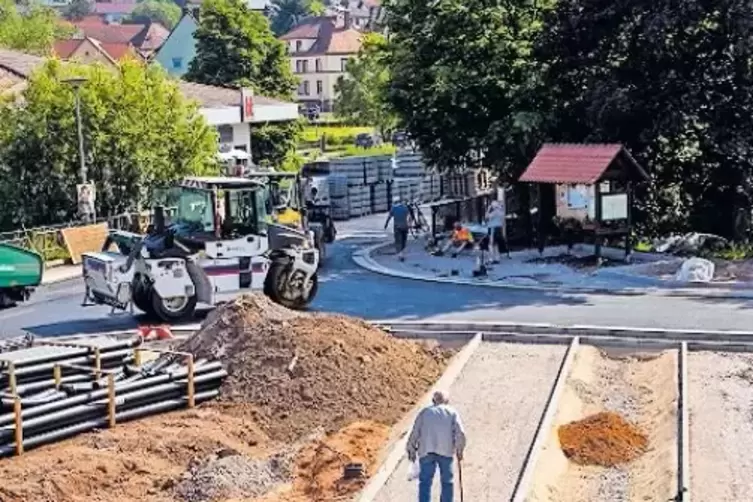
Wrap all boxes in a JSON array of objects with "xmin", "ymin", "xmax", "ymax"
[{"xmin": 407, "ymin": 390, "xmax": 466, "ymax": 502}]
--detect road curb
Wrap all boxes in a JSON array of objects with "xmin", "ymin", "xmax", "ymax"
[
  {"xmin": 679, "ymin": 342, "xmax": 691, "ymax": 502},
  {"xmin": 357, "ymin": 332, "xmax": 483, "ymax": 502},
  {"xmin": 511, "ymin": 337, "xmax": 580, "ymax": 502},
  {"xmin": 353, "ymin": 242, "xmax": 753, "ymax": 300},
  {"xmin": 376, "ymin": 320, "xmax": 753, "ymax": 344}
]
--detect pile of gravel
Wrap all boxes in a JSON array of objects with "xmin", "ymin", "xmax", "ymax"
[{"xmin": 174, "ymin": 450, "xmax": 294, "ymax": 502}]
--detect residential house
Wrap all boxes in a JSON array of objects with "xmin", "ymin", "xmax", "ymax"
[
  {"xmin": 93, "ymin": 1, "xmax": 138, "ymax": 23},
  {"xmin": 0, "ymin": 48, "xmax": 299, "ymax": 158},
  {"xmin": 178, "ymin": 0, "xmax": 269, "ymax": 12},
  {"xmin": 280, "ymin": 15, "xmax": 363, "ymax": 111},
  {"xmin": 325, "ymin": 0, "xmax": 382, "ymax": 31},
  {"xmin": 153, "ymin": 10, "xmax": 198, "ymax": 76},
  {"xmin": 53, "ymin": 37, "xmax": 143, "ymax": 68},
  {"xmin": 71, "ymin": 18, "xmax": 170, "ymax": 57}
]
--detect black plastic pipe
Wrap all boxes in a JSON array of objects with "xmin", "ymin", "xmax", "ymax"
[
  {"xmin": 0, "ymin": 362, "xmax": 224, "ymax": 426},
  {"xmin": 0, "ymin": 390, "xmax": 219, "ymax": 457}
]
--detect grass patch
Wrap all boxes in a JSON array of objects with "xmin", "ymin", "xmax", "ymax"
[
  {"xmin": 329, "ymin": 144, "xmax": 396, "ymax": 158},
  {"xmin": 300, "ymin": 126, "xmax": 375, "ymax": 145}
]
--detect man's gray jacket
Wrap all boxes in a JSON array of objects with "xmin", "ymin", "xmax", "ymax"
[{"xmin": 406, "ymin": 404, "xmax": 466, "ymax": 459}]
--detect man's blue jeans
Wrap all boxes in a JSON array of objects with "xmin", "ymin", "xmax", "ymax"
[{"xmin": 418, "ymin": 453, "xmax": 454, "ymax": 502}]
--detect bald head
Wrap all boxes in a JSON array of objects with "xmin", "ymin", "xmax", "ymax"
[{"xmin": 432, "ymin": 390, "xmax": 449, "ymax": 405}]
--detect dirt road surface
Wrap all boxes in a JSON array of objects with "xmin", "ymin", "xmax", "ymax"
[{"xmin": 372, "ymin": 342, "xmax": 566, "ymax": 502}]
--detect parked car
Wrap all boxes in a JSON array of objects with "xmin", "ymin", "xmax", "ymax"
[{"xmin": 355, "ymin": 132, "xmax": 382, "ymax": 148}]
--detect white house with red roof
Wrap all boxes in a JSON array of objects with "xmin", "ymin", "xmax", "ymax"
[{"xmin": 279, "ymin": 14, "xmax": 363, "ymax": 111}]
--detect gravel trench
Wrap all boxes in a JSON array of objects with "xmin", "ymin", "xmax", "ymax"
[
  {"xmin": 689, "ymin": 351, "xmax": 753, "ymax": 501},
  {"xmin": 526, "ymin": 345, "xmax": 678, "ymax": 502},
  {"xmin": 372, "ymin": 342, "xmax": 566, "ymax": 502}
]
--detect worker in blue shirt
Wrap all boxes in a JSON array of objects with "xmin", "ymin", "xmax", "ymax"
[{"xmin": 385, "ymin": 197, "xmax": 413, "ymax": 261}]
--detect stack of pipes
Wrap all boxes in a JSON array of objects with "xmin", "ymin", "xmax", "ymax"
[{"xmin": 0, "ymin": 336, "xmax": 225, "ymax": 457}]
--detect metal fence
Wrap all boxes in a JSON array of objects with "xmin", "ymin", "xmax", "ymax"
[{"xmin": 0, "ymin": 208, "xmax": 177, "ymax": 262}]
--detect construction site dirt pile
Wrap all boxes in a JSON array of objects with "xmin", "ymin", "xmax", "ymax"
[
  {"xmin": 558, "ymin": 411, "xmax": 649, "ymax": 467},
  {"xmin": 179, "ymin": 293, "xmax": 452, "ymax": 441}
]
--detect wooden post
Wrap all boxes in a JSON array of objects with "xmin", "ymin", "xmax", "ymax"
[
  {"xmin": 133, "ymin": 349, "xmax": 142, "ymax": 367},
  {"xmin": 13, "ymin": 398, "xmax": 23, "ymax": 456},
  {"xmin": 94, "ymin": 348, "xmax": 101, "ymax": 379},
  {"xmin": 107, "ymin": 374, "xmax": 116, "ymax": 428},
  {"xmin": 625, "ymin": 181, "xmax": 633, "ymax": 262},
  {"xmin": 187, "ymin": 355, "xmax": 195, "ymax": 408},
  {"xmin": 53, "ymin": 365, "xmax": 62, "ymax": 387},
  {"xmin": 594, "ymin": 182, "xmax": 603, "ymax": 261},
  {"xmin": 8, "ymin": 363, "xmax": 16, "ymax": 396}
]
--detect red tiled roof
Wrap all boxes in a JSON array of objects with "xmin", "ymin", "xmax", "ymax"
[
  {"xmin": 133, "ymin": 22, "xmax": 169, "ymax": 52},
  {"xmin": 98, "ymin": 41, "xmax": 137, "ymax": 60},
  {"xmin": 519, "ymin": 144, "xmax": 646, "ymax": 184},
  {"xmin": 52, "ymin": 39, "xmax": 82, "ymax": 59},
  {"xmin": 281, "ymin": 17, "xmax": 363, "ymax": 55},
  {"xmin": 279, "ymin": 16, "xmax": 332, "ymax": 40},
  {"xmin": 73, "ymin": 22, "xmax": 145, "ymax": 44}
]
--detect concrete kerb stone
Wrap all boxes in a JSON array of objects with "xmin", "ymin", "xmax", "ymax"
[
  {"xmin": 679, "ymin": 342, "xmax": 691, "ymax": 502},
  {"xmin": 510, "ymin": 336, "xmax": 580, "ymax": 502},
  {"xmin": 374, "ymin": 320, "xmax": 753, "ymax": 344},
  {"xmin": 354, "ymin": 241, "xmax": 753, "ymax": 300},
  {"xmin": 356, "ymin": 332, "xmax": 483, "ymax": 502}
]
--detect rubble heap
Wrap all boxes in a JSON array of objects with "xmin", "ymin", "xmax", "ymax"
[
  {"xmin": 179, "ymin": 294, "xmax": 451, "ymax": 441},
  {"xmin": 558, "ymin": 411, "xmax": 649, "ymax": 467}
]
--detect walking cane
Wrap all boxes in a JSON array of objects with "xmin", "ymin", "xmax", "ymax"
[{"xmin": 458, "ymin": 456, "xmax": 465, "ymax": 502}]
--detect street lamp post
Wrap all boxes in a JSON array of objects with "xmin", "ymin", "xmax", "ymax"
[
  {"xmin": 63, "ymin": 77, "xmax": 88, "ymax": 184},
  {"xmin": 63, "ymin": 77, "xmax": 91, "ymax": 222}
]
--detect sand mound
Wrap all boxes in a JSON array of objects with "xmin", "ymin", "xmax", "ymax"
[
  {"xmin": 179, "ymin": 294, "xmax": 451, "ymax": 441},
  {"xmin": 558, "ymin": 411, "xmax": 649, "ymax": 466}
]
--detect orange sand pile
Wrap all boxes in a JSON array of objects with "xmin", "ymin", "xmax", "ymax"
[{"xmin": 558, "ymin": 411, "xmax": 648, "ymax": 466}]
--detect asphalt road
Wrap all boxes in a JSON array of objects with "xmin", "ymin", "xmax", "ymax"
[{"xmin": 2, "ymin": 219, "xmax": 753, "ymax": 338}]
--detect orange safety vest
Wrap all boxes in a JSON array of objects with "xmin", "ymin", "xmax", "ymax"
[{"xmin": 453, "ymin": 227, "xmax": 472, "ymax": 242}]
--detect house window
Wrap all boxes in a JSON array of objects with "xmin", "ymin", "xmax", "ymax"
[
  {"xmin": 172, "ymin": 57, "xmax": 183, "ymax": 69},
  {"xmin": 298, "ymin": 81, "xmax": 311, "ymax": 96},
  {"xmin": 295, "ymin": 40, "xmax": 302, "ymax": 52},
  {"xmin": 340, "ymin": 58, "xmax": 349, "ymax": 72},
  {"xmin": 295, "ymin": 60, "xmax": 302, "ymax": 73},
  {"xmin": 315, "ymin": 58, "xmax": 322, "ymax": 72},
  {"xmin": 301, "ymin": 60, "xmax": 309, "ymax": 73},
  {"xmin": 217, "ymin": 125, "xmax": 234, "ymax": 144},
  {"xmin": 316, "ymin": 80, "xmax": 323, "ymax": 95}
]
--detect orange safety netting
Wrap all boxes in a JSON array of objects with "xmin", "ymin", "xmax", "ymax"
[{"xmin": 558, "ymin": 411, "xmax": 648, "ymax": 467}]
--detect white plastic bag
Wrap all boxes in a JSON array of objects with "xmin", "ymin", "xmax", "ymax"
[
  {"xmin": 407, "ymin": 459, "xmax": 420, "ymax": 481},
  {"xmin": 675, "ymin": 257, "xmax": 715, "ymax": 283}
]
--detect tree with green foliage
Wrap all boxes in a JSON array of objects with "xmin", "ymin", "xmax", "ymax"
[
  {"xmin": 384, "ymin": 0, "xmax": 550, "ymax": 176},
  {"xmin": 186, "ymin": 0, "xmax": 300, "ymax": 168},
  {"xmin": 0, "ymin": 60, "xmax": 218, "ymax": 229},
  {"xmin": 269, "ymin": 0, "xmax": 324, "ymax": 37},
  {"xmin": 334, "ymin": 33, "xmax": 396, "ymax": 138},
  {"xmin": 0, "ymin": 0, "xmax": 74, "ymax": 55},
  {"xmin": 536, "ymin": 0, "xmax": 753, "ymax": 239},
  {"xmin": 63, "ymin": 0, "xmax": 93, "ymax": 21},
  {"xmin": 125, "ymin": 0, "xmax": 181, "ymax": 29}
]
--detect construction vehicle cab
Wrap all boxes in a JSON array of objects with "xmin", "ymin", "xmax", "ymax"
[
  {"xmin": 242, "ymin": 171, "xmax": 337, "ymax": 266},
  {"xmin": 82, "ymin": 176, "xmax": 319, "ymax": 322}
]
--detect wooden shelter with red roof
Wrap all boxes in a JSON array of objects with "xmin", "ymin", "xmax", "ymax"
[{"xmin": 518, "ymin": 143, "xmax": 649, "ymax": 259}]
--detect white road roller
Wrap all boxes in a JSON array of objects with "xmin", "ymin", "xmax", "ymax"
[{"xmin": 81, "ymin": 176, "xmax": 319, "ymax": 321}]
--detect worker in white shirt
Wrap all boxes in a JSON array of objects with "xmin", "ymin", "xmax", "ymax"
[
  {"xmin": 407, "ymin": 390, "xmax": 467, "ymax": 502},
  {"xmin": 485, "ymin": 199, "xmax": 510, "ymax": 262}
]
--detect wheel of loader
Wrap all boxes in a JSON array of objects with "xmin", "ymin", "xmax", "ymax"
[
  {"xmin": 150, "ymin": 291, "xmax": 197, "ymax": 322},
  {"xmin": 264, "ymin": 261, "xmax": 318, "ymax": 310}
]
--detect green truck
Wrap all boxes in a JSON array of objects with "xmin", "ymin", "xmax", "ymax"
[{"xmin": 0, "ymin": 243, "xmax": 43, "ymax": 307}]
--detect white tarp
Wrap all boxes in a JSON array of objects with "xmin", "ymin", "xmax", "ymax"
[{"xmin": 675, "ymin": 257, "xmax": 715, "ymax": 283}]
